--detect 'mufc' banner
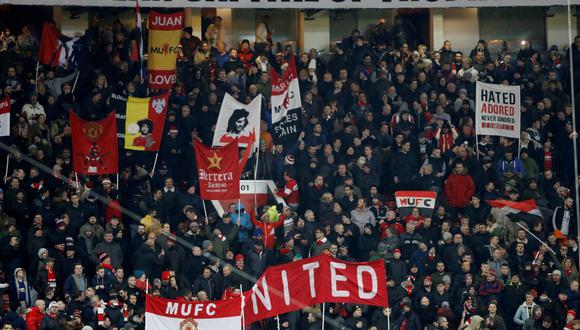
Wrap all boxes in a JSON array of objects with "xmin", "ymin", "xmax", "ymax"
[
  {"xmin": 194, "ymin": 139, "xmax": 241, "ymax": 200},
  {"xmin": 395, "ymin": 191, "xmax": 437, "ymax": 217},
  {"xmin": 213, "ymin": 93, "xmax": 261, "ymax": 149},
  {"xmin": 147, "ymin": 11, "xmax": 183, "ymax": 89},
  {"xmin": 475, "ymin": 81, "xmax": 520, "ymax": 139},
  {"xmin": 6, "ymin": 0, "xmax": 567, "ymax": 8},
  {"xmin": 125, "ymin": 93, "xmax": 169, "ymax": 151},
  {"xmin": 146, "ymin": 295, "xmax": 242, "ymax": 330},
  {"xmin": 270, "ymin": 56, "xmax": 302, "ymax": 144},
  {"xmin": 244, "ymin": 254, "xmax": 387, "ymax": 324}
]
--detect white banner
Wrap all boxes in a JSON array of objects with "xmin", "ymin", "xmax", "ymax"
[
  {"xmin": 475, "ymin": 81, "xmax": 521, "ymax": 139},
  {"xmin": 212, "ymin": 93, "xmax": 261, "ymax": 148},
  {"xmin": 271, "ymin": 57, "xmax": 302, "ymax": 143},
  {"xmin": 0, "ymin": 0, "xmax": 567, "ymax": 8}
]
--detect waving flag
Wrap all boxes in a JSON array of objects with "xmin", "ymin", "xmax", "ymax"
[
  {"xmin": 487, "ymin": 199, "xmax": 543, "ymax": 226},
  {"xmin": 39, "ymin": 22, "xmax": 81, "ymax": 69},
  {"xmin": 270, "ymin": 56, "xmax": 302, "ymax": 143},
  {"xmin": 70, "ymin": 112, "xmax": 118, "ymax": 175},
  {"xmin": 124, "ymin": 93, "xmax": 169, "ymax": 151},
  {"xmin": 194, "ymin": 139, "xmax": 241, "ymax": 200},
  {"xmin": 212, "ymin": 93, "xmax": 261, "ymax": 149}
]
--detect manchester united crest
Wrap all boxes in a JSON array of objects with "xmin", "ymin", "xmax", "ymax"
[
  {"xmin": 82, "ymin": 122, "xmax": 104, "ymax": 142},
  {"xmin": 179, "ymin": 317, "xmax": 199, "ymax": 330}
]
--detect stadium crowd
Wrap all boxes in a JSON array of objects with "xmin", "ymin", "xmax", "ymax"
[{"xmin": 0, "ymin": 12, "xmax": 579, "ymax": 330}]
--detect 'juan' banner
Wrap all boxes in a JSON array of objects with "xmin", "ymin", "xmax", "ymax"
[
  {"xmin": 244, "ymin": 254, "xmax": 387, "ymax": 324},
  {"xmin": 147, "ymin": 11, "xmax": 184, "ymax": 89}
]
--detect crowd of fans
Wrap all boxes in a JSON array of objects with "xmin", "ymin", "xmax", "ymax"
[{"xmin": 0, "ymin": 10, "xmax": 579, "ymax": 330}]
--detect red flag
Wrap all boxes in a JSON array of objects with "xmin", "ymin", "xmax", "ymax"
[
  {"xmin": 70, "ymin": 112, "xmax": 119, "ymax": 175},
  {"xmin": 194, "ymin": 139, "xmax": 240, "ymax": 200},
  {"xmin": 39, "ymin": 22, "xmax": 61, "ymax": 66}
]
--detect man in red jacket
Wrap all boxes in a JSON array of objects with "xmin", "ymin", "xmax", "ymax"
[
  {"xmin": 444, "ymin": 161, "xmax": 475, "ymax": 219},
  {"xmin": 25, "ymin": 299, "xmax": 45, "ymax": 330}
]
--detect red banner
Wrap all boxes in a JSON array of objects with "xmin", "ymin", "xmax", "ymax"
[
  {"xmin": 194, "ymin": 139, "xmax": 240, "ymax": 200},
  {"xmin": 39, "ymin": 22, "xmax": 60, "ymax": 66},
  {"xmin": 243, "ymin": 254, "xmax": 387, "ymax": 324},
  {"xmin": 70, "ymin": 112, "xmax": 119, "ymax": 175}
]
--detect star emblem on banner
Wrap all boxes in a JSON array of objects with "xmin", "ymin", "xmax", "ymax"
[{"xmin": 207, "ymin": 151, "xmax": 222, "ymax": 170}]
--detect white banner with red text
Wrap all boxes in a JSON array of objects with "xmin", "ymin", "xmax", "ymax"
[
  {"xmin": 475, "ymin": 81, "xmax": 521, "ymax": 139},
  {"xmin": 145, "ymin": 295, "xmax": 242, "ymax": 330}
]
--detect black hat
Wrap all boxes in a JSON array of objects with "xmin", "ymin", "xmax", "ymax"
[{"xmin": 183, "ymin": 27, "xmax": 193, "ymax": 35}]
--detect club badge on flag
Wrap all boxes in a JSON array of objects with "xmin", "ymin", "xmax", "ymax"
[
  {"xmin": 147, "ymin": 11, "xmax": 184, "ymax": 89},
  {"xmin": 270, "ymin": 56, "xmax": 302, "ymax": 143},
  {"xmin": 0, "ymin": 96, "xmax": 10, "ymax": 137},
  {"xmin": 213, "ymin": 93, "xmax": 261, "ymax": 149},
  {"xmin": 194, "ymin": 139, "xmax": 241, "ymax": 200},
  {"xmin": 145, "ymin": 295, "xmax": 242, "ymax": 330},
  {"xmin": 124, "ymin": 93, "xmax": 169, "ymax": 151},
  {"xmin": 70, "ymin": 112, "xmax": 118, "ymax": 175}
]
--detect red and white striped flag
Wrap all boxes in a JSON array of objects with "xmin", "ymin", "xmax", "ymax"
[
  {"xmin": 145, "ymin": 295, "xmax": 242, "ymax": 330},
  {"xmin": 486, "ymin": 199, "xmax": 543, "ymax": 225}
]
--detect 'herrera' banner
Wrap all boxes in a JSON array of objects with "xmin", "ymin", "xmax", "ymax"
[
  {"xmin": 194, "ymin": 139, "xmax": 241, "ymax": 200},
  {"xmin": 270, "ymin": 56, "xmax": 302, "ymax": 144},
  {"xmin": 3, "ymin": 0, "xmax": 567, "ymax": 8},
  {"xmin": 395, "ymin": 191, "xmax": 437, "ymax": 217},
  {"xmin": 147, "ymin": 11, "xmax": 184, "ymax": 89},
  {"xmin": 145, "ymin": 295, "xmax": 242, "ymax": 330},
  {"xmin": 475, "ymin": 81, "xmax": 520, "ymax": 139},
  {"xmin": 125, "ymin": 93, "xmax": 169, "ymax": 151},
  {"xmin": 244, "ymin": 254, "xmax": 387, "ymax": 324}
]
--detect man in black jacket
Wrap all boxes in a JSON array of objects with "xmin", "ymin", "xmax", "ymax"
[{"xmin": 191, "ymin": 266, "xmax": 216, "ymax": 300}]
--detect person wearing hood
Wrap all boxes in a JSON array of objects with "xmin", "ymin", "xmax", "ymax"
[
  {"xmin": 9, "ymin": 267, "xmax": 34, "ymax": 313},
  {"xmin": 395, "ymin": 299, "xmax": 421, "ymax": 330},
  {"xmin": 523, "ymin": 305, "xmax": 544, "ymax": 330}
]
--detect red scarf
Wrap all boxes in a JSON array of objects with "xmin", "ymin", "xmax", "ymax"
[{"xmin": 47, "ymin": 266, "xmax": 56, "ymax": 286}]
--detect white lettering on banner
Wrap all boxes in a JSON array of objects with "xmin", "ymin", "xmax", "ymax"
[
  {"xmin": 357, "ymin": 266, "xmax": 378, "ymax": 299},
  {"xmin": 164, "ymin": 302, "xmax": 217, "ymax": 317},
  {"xmin": 251, "ymin": 277, "xmax": 272, "ymax": 314},
  {"xmin": 302, "ymin": 262, "xmax": 320, "ymax": 298},
  {"xmin": 281, "ymin": 270, "xmax": 291, "ymax": 306},
  {"xmin": 330, "ymin": 262, "xmax": 349, "ymax": 298},
  {"xmin": 150, "ymin": 15, "xmax": 183, "ymax": 27},
  {"xmin": 12, "ymin": 0, "xmax": 567, "ymax": 8},
  {"xmin": 149, "ymin": 74, "xmax": 176, "ymax": 86}
]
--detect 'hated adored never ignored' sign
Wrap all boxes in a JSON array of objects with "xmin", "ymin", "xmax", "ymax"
[{"xmin": 475, "ymin": 81, "xmax": 521, "ymax": 139}]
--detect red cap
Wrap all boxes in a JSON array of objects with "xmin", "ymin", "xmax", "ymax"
[
  {"xmin": 161, "ymin": 271, "xmax": 171, "ymax": 282},
  {"xmin": 235, "ymin": 254, "xmax": 245, "ymax": 261},
  {"xmin": 393, "ymin": 249, "xmax": 401, "ymax": 254},
  {"xmin": 424, "ymin": 276, "xmax": 432, "ymax": 281},
  {"xmin": 568, "ymin": 310, "xmax": 577, "ymax": 318}
]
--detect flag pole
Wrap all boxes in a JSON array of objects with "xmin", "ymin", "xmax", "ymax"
[
  {"xmin": 321, "ymin": 303, "xmax": 326, "ymax": 330},
  {"xmin": 240, "ymin": 284, "xmax": 245, "ymax": 330},
  {"xmin": 71, "ymin": 70, "xmax": 80, "ymax": 94},
  {"xmin": 74, "ymin": 172, "xmax": 79, "ymax": 192},
  {"xmin": 567, "ymin": 0, "xmax": 580, "ymax": 269},
  {"xmin": 202, "ymin": 200, "xmax": 209, "ymax": 224},
  {"xmin": 4, "ymin": 154, "xmax": 9, "ymax": 183},
  {"xmin": 146, "ymin": 278, "xmax": 149, "ymax": 294},
  {"xmin": 35, "ymin": 61, "xmax": 40, "ymax": 89},
  {"xmin": 475, "ymin": 134, "xmax": 480, "ymax": 160},
  {"xmin": 253, "ymin": 148, "xmax": 259, "ymax": 211},
  {"xmin": 276, "ymin": 315, "xmax": 280, "ymax": 330},
  {"xmin": 515, "ymin": 222, "xmax": 557, "ymax": 255},
  {"xmin": 150, "ymin": 152, "xmax": 159, "ymax": 177}
]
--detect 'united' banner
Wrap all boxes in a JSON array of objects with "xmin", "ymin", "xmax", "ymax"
[
  {"xmin": 212, "ymin": 93, "xmax": 261, "ymax": 149},
  {"xmin": 147, "ymin": 11, "xmax": 184, "ymax": 89},
  {"xmin": 270, "ymin": 56, "xmax": 302, "ymax": 143},
  {"xmin": 124, "ymin": 93, "xmax": 169, "ymax": 151},
  {"xmin": 475, "ymin": 81, "xmax": 520, "ymax": 139},
  {"xmin": 146, "ymin": 295, "xmax": 242, "ymax": 330},
  {"xmin": 0, "ymin": 97, "xmax": 10, "ymax": 137},
  {"xmin": 194, "ymin": 139, "xmax": 241, "ymax": 200},
  {"xmin": 70, "ymin": 112, "xmax": 118, "ymax": 175},
  {"xmin": 244, "ymin": 254, "xmax": 387, "ymax": 324}
]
